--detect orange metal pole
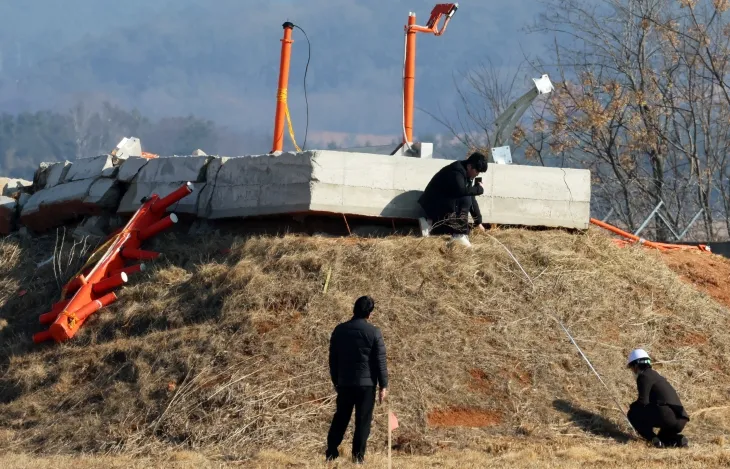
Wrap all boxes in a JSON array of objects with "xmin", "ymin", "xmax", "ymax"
[
  {"xmin": 404, "ymin": 13, "xmax": 417, "ymax": 144},
  {"xmin": 272, "ymin": 22, "xmax": 295, "ymax": 153},
  {"xmin": 590, "ymin": 218, "xmax": 708, "ymax": 252}
]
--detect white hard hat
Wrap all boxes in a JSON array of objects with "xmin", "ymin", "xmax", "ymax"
[{"xmin": 626, "ymin": 348, "xmax": 651, "ymax": 367}]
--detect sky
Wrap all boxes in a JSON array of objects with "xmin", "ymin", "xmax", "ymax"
[{"xmin": 0, "ymin": 0, "xmax": 550, "ymax": 146}]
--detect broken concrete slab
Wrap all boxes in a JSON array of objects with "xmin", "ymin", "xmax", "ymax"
[
  {"xmin": 192, "ymin": 149, "xmax": 208, "ymax": 156},
  {"xmin": 118, "ymin": 182, "xmax": 204, "ymax": 215},
  {"xmin": 0, "ymin": 177, "xmax": 32, "ymax": 198},
  {"xmin": 33, "ymin": 162, "xmax": 52, "ymax": 190},
  {"xmin": 45, "ymin": 161, "xmax": 72, "ymax": 188},
  {"xmin": 20, "ymin": 178, "xmax": 106, "ymax": 232},
  {"xmin": 85, "ymin": 178, "xmax": 122, "ymax": 208},
  {"xmin": 202, "ymin": 153, "xmax": 315, "ymax": 219},
  {"xmin": 63, "ymin": 155, "xmax": 115, "ymax": 182},
  {"xmin": 135, "ymin": 156, "xmax": 211, "ymax": 184},
  {"xmin": 112, "ymin": 137, "xmax": 142, "ymax": 160},
  {"xmin": 117, "ymin": 157, "xmax": 150, "ymax": 182},
  {"xmin": 0, "ymin": 196, "xmax": 17, "ymax": 235},
  {"xmin": 101, "ymin": 166, "xmax": 119, "ymax": 178}
]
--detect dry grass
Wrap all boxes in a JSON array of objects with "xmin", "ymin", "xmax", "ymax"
[
  {"xmin": 1, "ymin": 227, "xmax": 730, "ymax": 463},
  {"xmin": 3, "ymin": 440, "xmax": 730, "ymax": 468}
]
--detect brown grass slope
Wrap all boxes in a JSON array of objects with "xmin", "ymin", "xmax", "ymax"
[{"xmin": 1, "ymin": 228, "xmax": 730, "ymax": 459}]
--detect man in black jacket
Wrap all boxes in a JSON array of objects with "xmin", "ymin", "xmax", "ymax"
[
  {"xmin": 326, "ymin": 296, "xmax": 389, "ymax": 464},
  {"xmin": 417, "ymin": 151, "xmax": 489, "ymax": 248},
  {"xmin": 626, "ymin": 349, "xmax": 690, "ymax": 448}
]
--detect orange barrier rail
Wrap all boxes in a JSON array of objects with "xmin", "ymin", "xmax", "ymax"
[
  {"xmin": 589, "ymin": 218, "xmax": 710, "ymax": 253},
  {"xmin": 32, "ymin": 182, "xmax": 194, "ymax": 344}
]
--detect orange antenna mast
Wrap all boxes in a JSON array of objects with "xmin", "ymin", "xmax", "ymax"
[
  {"xmin": 272, "ymin": 22, "xmax": 295, "ymax": 153},
  {"xmin": 402, "ymin": 3, "xmax": 459, "ymax": 146}
]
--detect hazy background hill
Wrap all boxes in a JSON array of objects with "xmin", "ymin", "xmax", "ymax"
[{"xmin": 0, "ymin": 0, "xmax": 542, "ymax": 170}]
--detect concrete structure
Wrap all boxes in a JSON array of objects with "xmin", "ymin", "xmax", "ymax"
[
  {"xmin": 64, "ymin": 155, "xmax": 115, "ymax": 182},
  {"xmin": 45, "ymin": 161, "xmax": 72, "ymax": 189},
  {"xmin": 4, "ymin": 149, "xmax": 591, "ymax": 235},
  {"xmin": 20, "ymin": 178, "xmax": 119, "ymax": 232},
  {"xmin": 201, "ymin": 151, "xmax": 590, "ymax": 229},
  {"xmin": 117, "ymin": 157, "xmax": 150, "ymax": 182},
  {"xmin": 117, "ymin": 155, "xmax": 210, "ymax": 214}
]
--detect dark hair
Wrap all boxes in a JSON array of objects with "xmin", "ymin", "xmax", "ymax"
[
  {"xmin": 353, "ymin": 296, "xmax": 375, "ymax": 318},
  {"xmin": 466, "ymin": 152, "xmax": 488, "ymax": 172}
]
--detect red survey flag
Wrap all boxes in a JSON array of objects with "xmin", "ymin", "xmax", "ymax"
[{"xmin": 388, "ymin": 411, "xmax": 399, "ymax": 431}]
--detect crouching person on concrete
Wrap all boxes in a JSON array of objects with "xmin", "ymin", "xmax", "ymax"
[
  {"xmin": 626, "ymin": 349, "xmax": 690, "ymax": 448},
  {"xmin": 326, "ymin": 296, "xmax": 389, "ymax": 465},
  {"xmin": 417, "ymin": 151, "xmax": 488, "ymax": 248}
]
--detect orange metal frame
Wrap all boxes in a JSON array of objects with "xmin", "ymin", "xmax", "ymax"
[
  {"xmin": 32, "ymin": 182, "xmax": 194, "ymax": 344},
  {"xmin": 403, "ymin": 3, "xmax": 458, "ymax": 144},
  {"xmin": 271, "ymin": 22, "xmax": 295, "ymax": 153},
  {"xmin": 590, "ymin": 218, "xmax": 709, "ymax": 253}
]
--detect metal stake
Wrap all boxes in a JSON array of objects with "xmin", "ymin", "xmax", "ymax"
[{"xmin": 634, "ymin": 200, "xmax": 664, "ymax": 237}]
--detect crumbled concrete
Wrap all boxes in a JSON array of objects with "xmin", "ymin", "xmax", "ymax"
[
  {"xmin": 118, "ymin": 182, "xmax": 204, "ymax": 215},
  {"xmin": 45, "ymin": 161, "xmax": 72, "ymax": 188},
  {"xmin": 64, "ymin": 155, "xmax": 115, "ymax": 182},
  {"xmin": 20, "ymin": 178, "xmax": 102, "ymax": 232},
  {"xmin": 117, "ymin": 157, "xmax": 150, "ymax": 182},
  {"xmin": 135, "ymin": 156, "xmax": 211, "ymax": 183},
  {"xmin": 0, "ymin": 196, "xmax": 17, "ymax": 235}
]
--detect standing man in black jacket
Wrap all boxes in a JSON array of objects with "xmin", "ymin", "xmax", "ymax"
[
  {"xmin": 326, "ymin": 296, "xmax": 389, "ymax": 464},
  {"xmin": 417, "ymin": 151, "xmax": 489, "ymax": 248},
  {"xmin": 626, "ymin": 349, "xmax": 690, "ymax": 448}
]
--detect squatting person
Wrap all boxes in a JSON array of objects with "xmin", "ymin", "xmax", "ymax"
[
  {"xmin": 626, "ymin": 348, "xmax": 690, "ymax": 448},
  {"xmin": 325, "ymin": 296, "xmax": 389, "ymax": 464},
  {"xmin": 417, "ymin": 151, "xmax": 489, "ymax": 248}
]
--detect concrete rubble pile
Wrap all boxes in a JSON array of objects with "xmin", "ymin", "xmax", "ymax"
[{"xmin": 0, "ymin": 148, "xmax": 592, "ymax": 238}]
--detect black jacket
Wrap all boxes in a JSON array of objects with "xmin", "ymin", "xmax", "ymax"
[
  {"xmin": 417, "ymin": 160, "xmax": 484, "ymax": 224},
  {"xmin": 329, "ymin": 318, "xmax": 388, "ymax": 389},
  {"xmin": 633, "ymin": 368, "xmax": 690, "ymax": 420}
]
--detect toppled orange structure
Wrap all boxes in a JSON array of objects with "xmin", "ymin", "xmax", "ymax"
[
  {"xmin": 590, "ymin": 218, "xmax": 710, "ymax": 253},
  {"xmin": 32, "ymin": 182, "xmax": 194, "ymax": 344}
]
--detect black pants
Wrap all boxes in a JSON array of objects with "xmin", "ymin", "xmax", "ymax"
[
  {"xmin": 424, "ymin": 196, "xmax": 473, "ymax": 236},
  {"xmin": 628, "ymin": 403, "xmax": 688, "ymax": 444},
  {"xmin": 326, "ymin": 386, "xmax": 376, "ymax": 461}
]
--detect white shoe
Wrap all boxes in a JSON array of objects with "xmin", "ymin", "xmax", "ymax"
[
  {"xmin": 449, "ymin": 234, "xmax": 472, "ymax": 248},
  {"xmin": 418, "ymin": 217, "xmax": 432, "ymax": 237}
]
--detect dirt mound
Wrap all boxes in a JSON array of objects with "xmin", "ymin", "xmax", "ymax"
[
  {"xmin": 662, "ymin": 249, "xmax": 730, "ymax": 309},
  {"xmin": 428, "ymin": 408, "xmax": 502, "ymax": 427},
  {"xmin": 1, "ymin": 228, "xmax": 729, "ymax": 459}
]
